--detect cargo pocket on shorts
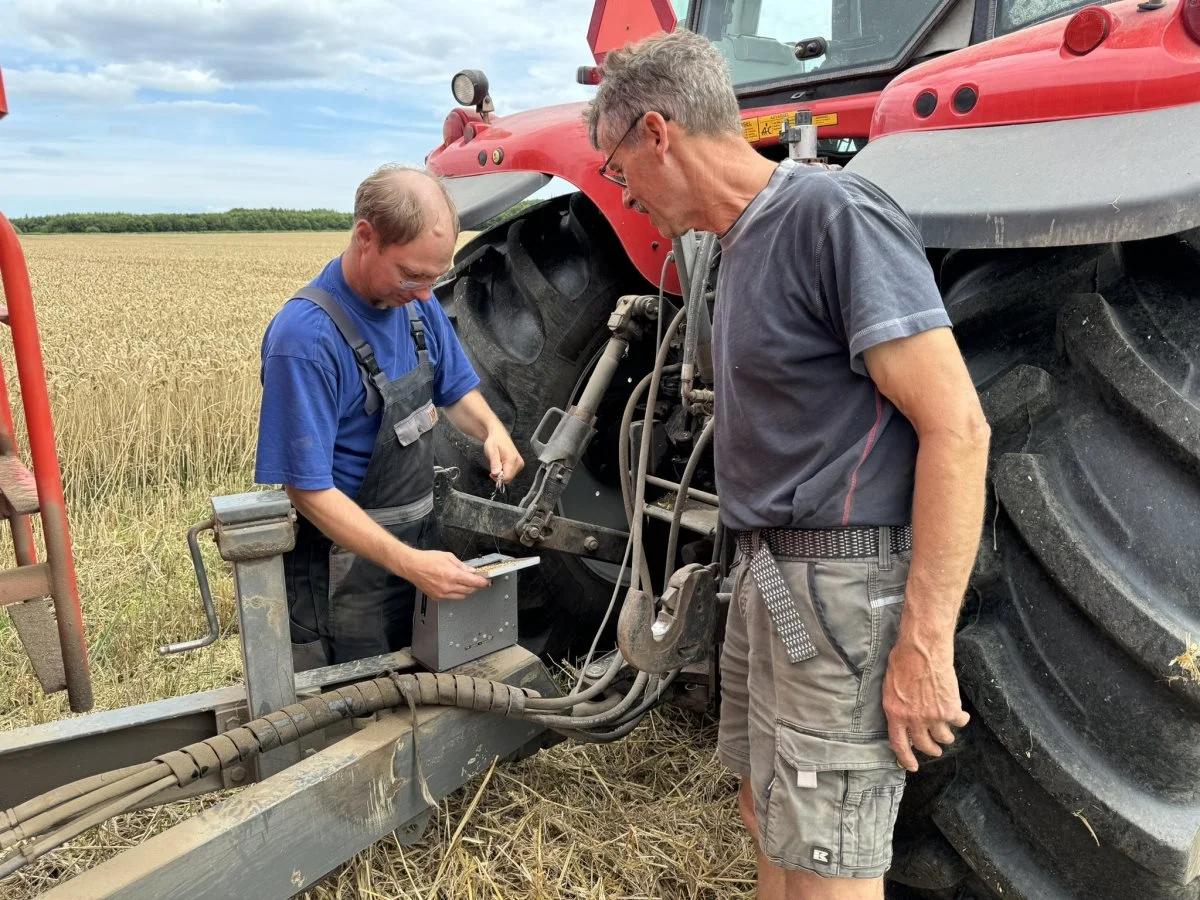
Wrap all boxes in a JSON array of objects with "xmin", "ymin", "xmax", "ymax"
[
  {"xmin": 841, "ymin": 768, "xmax": 905, "ymax": 872},
  {"xmin": 764, "ymin": 720, "xmax": 906, "ymax": 876}
]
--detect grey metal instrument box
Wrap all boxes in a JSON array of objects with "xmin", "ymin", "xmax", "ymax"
[{"xmin": 411, "ymin": 554, "xmax": 540, "ymax": 671}]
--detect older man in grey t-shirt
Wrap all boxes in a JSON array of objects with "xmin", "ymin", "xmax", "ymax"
[{"xmin": 586, "ymin": 28, "xmax": 990, "ymax": 900}]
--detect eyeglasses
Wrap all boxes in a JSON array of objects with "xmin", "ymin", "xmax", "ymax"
[
  {"xmin": 398, "ymin": 276, "xmax": 441, "ymax": 291},
  {"xmin": 598, "ymin": 111, "xmax": 670, "ymax": 188},
  {"xmin": 397, "ymin": 267, "xmax": 452, "ymax": 292}
]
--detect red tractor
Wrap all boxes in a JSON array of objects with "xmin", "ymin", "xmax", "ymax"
[{"xmin": 426, "ymin": 1, "xmax": 1200, "ymax": 897}]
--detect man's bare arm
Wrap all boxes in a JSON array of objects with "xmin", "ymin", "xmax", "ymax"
[
  {"xmin": 442, "ymin": 389, "xmax": 525, "ymax": 484},
  {"xmin": 864, "ymin": 326, "xmax": 991, "ymax": 771},
  {"xmin": 285, "ymin": 485, "xmax": 488, "ymax": 600}
]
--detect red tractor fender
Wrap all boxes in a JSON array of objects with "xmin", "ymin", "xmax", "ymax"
[
  {"xmin": 428, "ymin": 102, "xmax": 683, "ymax": 294},
  {"xmin": 847, "ymin": 0, "xmax": 1200, "ymax": 248}
]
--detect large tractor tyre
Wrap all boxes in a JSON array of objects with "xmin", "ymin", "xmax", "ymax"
[
  {"xmin": 434, "ymin": 192, "xmax": 653, "ymax": 663},
  {"xmin": 890, "ymin": 232, "xmax": 1200, "ymax": 899}
]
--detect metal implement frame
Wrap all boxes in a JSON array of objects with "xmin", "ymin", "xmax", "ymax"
[
  {"xmin": 1, "ymin": 490, "xmax": 555, "ymax": 897},
  {"xmin": 34, "ymin": 646, "xmax": 552, "ymax": 899},
  {"xmin": 0, "ymin": 277, "xmax": 722, "ymax": 893}
]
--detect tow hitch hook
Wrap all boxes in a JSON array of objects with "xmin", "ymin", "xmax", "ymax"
[{"xmin": 617, "ymin": 563, "xmax": 717, "ymax": 674}]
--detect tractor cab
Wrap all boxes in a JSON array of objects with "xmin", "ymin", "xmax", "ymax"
[
  {"xmin": 683, "ymin": 0, "xmax": 1102, "ymax": 96},
  {"xmin": 582, "ymin": 0, "xmax": 1118, "ymax": 170}
]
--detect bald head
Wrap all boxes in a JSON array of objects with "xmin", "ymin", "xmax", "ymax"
[{"xmin": 353, "ymin": 164, "xmax": 460, "ymax": 249}]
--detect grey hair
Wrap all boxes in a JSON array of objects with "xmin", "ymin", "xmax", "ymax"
[
  {"xmin": 584, "ymin": 28, "xmax": 741, "ymax": 150},
  {"xmin": 353, "ymin": 163, "xmax": 460, "ymax": 248}
]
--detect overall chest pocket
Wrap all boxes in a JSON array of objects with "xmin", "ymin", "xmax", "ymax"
[{"xmin": 393, "ymin": 400, "xmax": 437, "ymax": 447}]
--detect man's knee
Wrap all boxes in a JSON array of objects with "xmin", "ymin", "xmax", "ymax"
[
  {"xmin": 785, "ymin": 868, "xmax": 884, "ymax": 900},
  {"xmin": 738, "ymin": 780, "xmax": 760, "ymax": 842}
]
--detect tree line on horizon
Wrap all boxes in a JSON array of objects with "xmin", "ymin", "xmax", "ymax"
[
  {"xmin": 10, "ymin": 200, "xmax": 540, "ymax": 235},
  {"xmin": 10, "ymin": 208, "xmax": 353, "ymax": 234}
]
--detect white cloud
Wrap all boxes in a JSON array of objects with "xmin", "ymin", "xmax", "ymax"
[
  {"xmin": 0, "ymin": 134, "xmax": 391, "ymax": 213},
  {"xmin": 4, "ymin": 67, "xmax": 136, "ymax": 106},
  {"xmin": 1, "ymin": 0, "xmax": 601, "ymax": 213},
  {"xmin": 9, "ymin": 0, "xmax": 593, "ymax": 91},
  {"xmin": 101, "ymin": 62, "xmax": 224, "ymax": 94},
  {"xmin": 131, "ymin": 99, "xmax": 263, "ymax": 114},
  {"xmin": 4, "ymin": 61, "xmax": 224, "ymax": 109}
]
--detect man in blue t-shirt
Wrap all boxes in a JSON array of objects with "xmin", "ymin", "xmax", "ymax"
[{"xmin": 255, "ymin": 165, "xmax": 524, "ymax": 669}]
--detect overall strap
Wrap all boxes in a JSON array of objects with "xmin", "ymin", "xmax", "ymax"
[
  {"xmin": 405, "ymin": 302, "xmax": 428, "ymax": 365},
  {"xmin": 292, "ymin": 286, "xmax": 388, "ymax": 416}
]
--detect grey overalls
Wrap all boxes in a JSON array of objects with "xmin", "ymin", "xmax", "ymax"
[{"xmin": 283, "ymin": 286, "xmax": 439, "ymax": 670}]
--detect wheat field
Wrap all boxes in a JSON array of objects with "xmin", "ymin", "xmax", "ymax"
[{"xmin": 0, "ymin": 231, "xmax": 754, "ymax": 899}]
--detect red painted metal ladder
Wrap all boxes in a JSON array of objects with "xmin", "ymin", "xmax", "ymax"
[{"xmin": 0, "ymin": 212, "xmax": 92, "ymax": 713}]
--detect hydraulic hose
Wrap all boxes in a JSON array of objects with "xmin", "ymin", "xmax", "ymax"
[
  {"xmin": 523, "ymin": 671, "xmax": 650, "ymax": 731},
  {"xmin": 628, "ymin": 307, "xmax": 688, "ymax": 597},
  {"xmin": 553, "ymin": 669, "xmax": 680, "ymax": 743},
  {"xmin": 618, "ymin": 366, "xmax": 680, "ymax": 595},
  {"xmin": 552, "ymin": 714, "xmax": 650, "ymax": 744},
  {"xmin": 663, "ymin": 417, "xmax": 715, "ymax": 587},
  {"xmin": 0, "ymin": 776, "xmax": 177, "ymax": 880},
  {"xmin": 1, "ymin": 762, "xmax": 154, "ymax": 835},
  {"xmin": 0, "ymin": 672, "xmax": 542, "ymax": 877},
  {"xmin": 527, "ymin": 621, "xmax": 628, "ymax": 710},
  {"xmin": 0, "ymin": 765, "xmax": 169, "ymax": 851}
]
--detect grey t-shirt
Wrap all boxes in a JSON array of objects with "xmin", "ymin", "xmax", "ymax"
[{"xmin": 713, "ymin": 159, "xmax": 951, "ymax": 532}]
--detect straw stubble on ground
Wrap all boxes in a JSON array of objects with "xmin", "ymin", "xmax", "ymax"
[{"xmin": 0, "ymin": 231, "xmax": 755, "ymax": 898}]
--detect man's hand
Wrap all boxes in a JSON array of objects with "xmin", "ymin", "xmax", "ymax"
[
  {"xmin": 442, "ymin": 389, "xmax": 525, "ymax": 487},
  {"xmin": 882, "ymin": 628, "xmax": 970, "ymax": 772},
  {"xmin": 402, "ymin": 549, "xmax": 490, "ymax": 600},
  {"xmin": 484, "ymin": 430, "xmax": 524, "ymax": 487}
]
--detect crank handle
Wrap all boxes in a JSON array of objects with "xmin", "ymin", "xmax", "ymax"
[{"xmin": 158, "ymin": 518, "xmax": 220, "ymax": 655}]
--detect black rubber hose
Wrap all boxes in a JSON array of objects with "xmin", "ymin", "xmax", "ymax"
[
  {"xmin": 552, "ymin": 712, "xmax": 650, "ymax": 744},
  {"xmin": 628, "ymin": 307, "xmax": 688, "ymax": 596},
  {"xmin": 552, "ymin": 670, "xmax": 679, "ymax": 742},
  {"xmin": 663, "ymin": 417, "xmax": 715, "ymax": 587},
  {"xmin": 524, "ymin": 671, "xmax": 650, "ymax": 730}
]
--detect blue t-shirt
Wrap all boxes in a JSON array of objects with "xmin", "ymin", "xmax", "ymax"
[{"xmin": 254, "ymin": 257, "xmax": 479, "ymax": 497}]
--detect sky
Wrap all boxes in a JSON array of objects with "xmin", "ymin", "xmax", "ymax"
[{"xmin": 0, "ymin": 0, "xmax": 610, "ymax": 216}]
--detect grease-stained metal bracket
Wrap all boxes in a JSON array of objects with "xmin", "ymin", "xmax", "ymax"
[{"xmin": 210, "ymin": 491, "xmax": 299, "ymax": 778}]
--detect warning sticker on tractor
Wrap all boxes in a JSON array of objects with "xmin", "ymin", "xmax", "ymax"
[{"xmin": 742, "ymin": 112, "xmax": 838, "ymax": 143}]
